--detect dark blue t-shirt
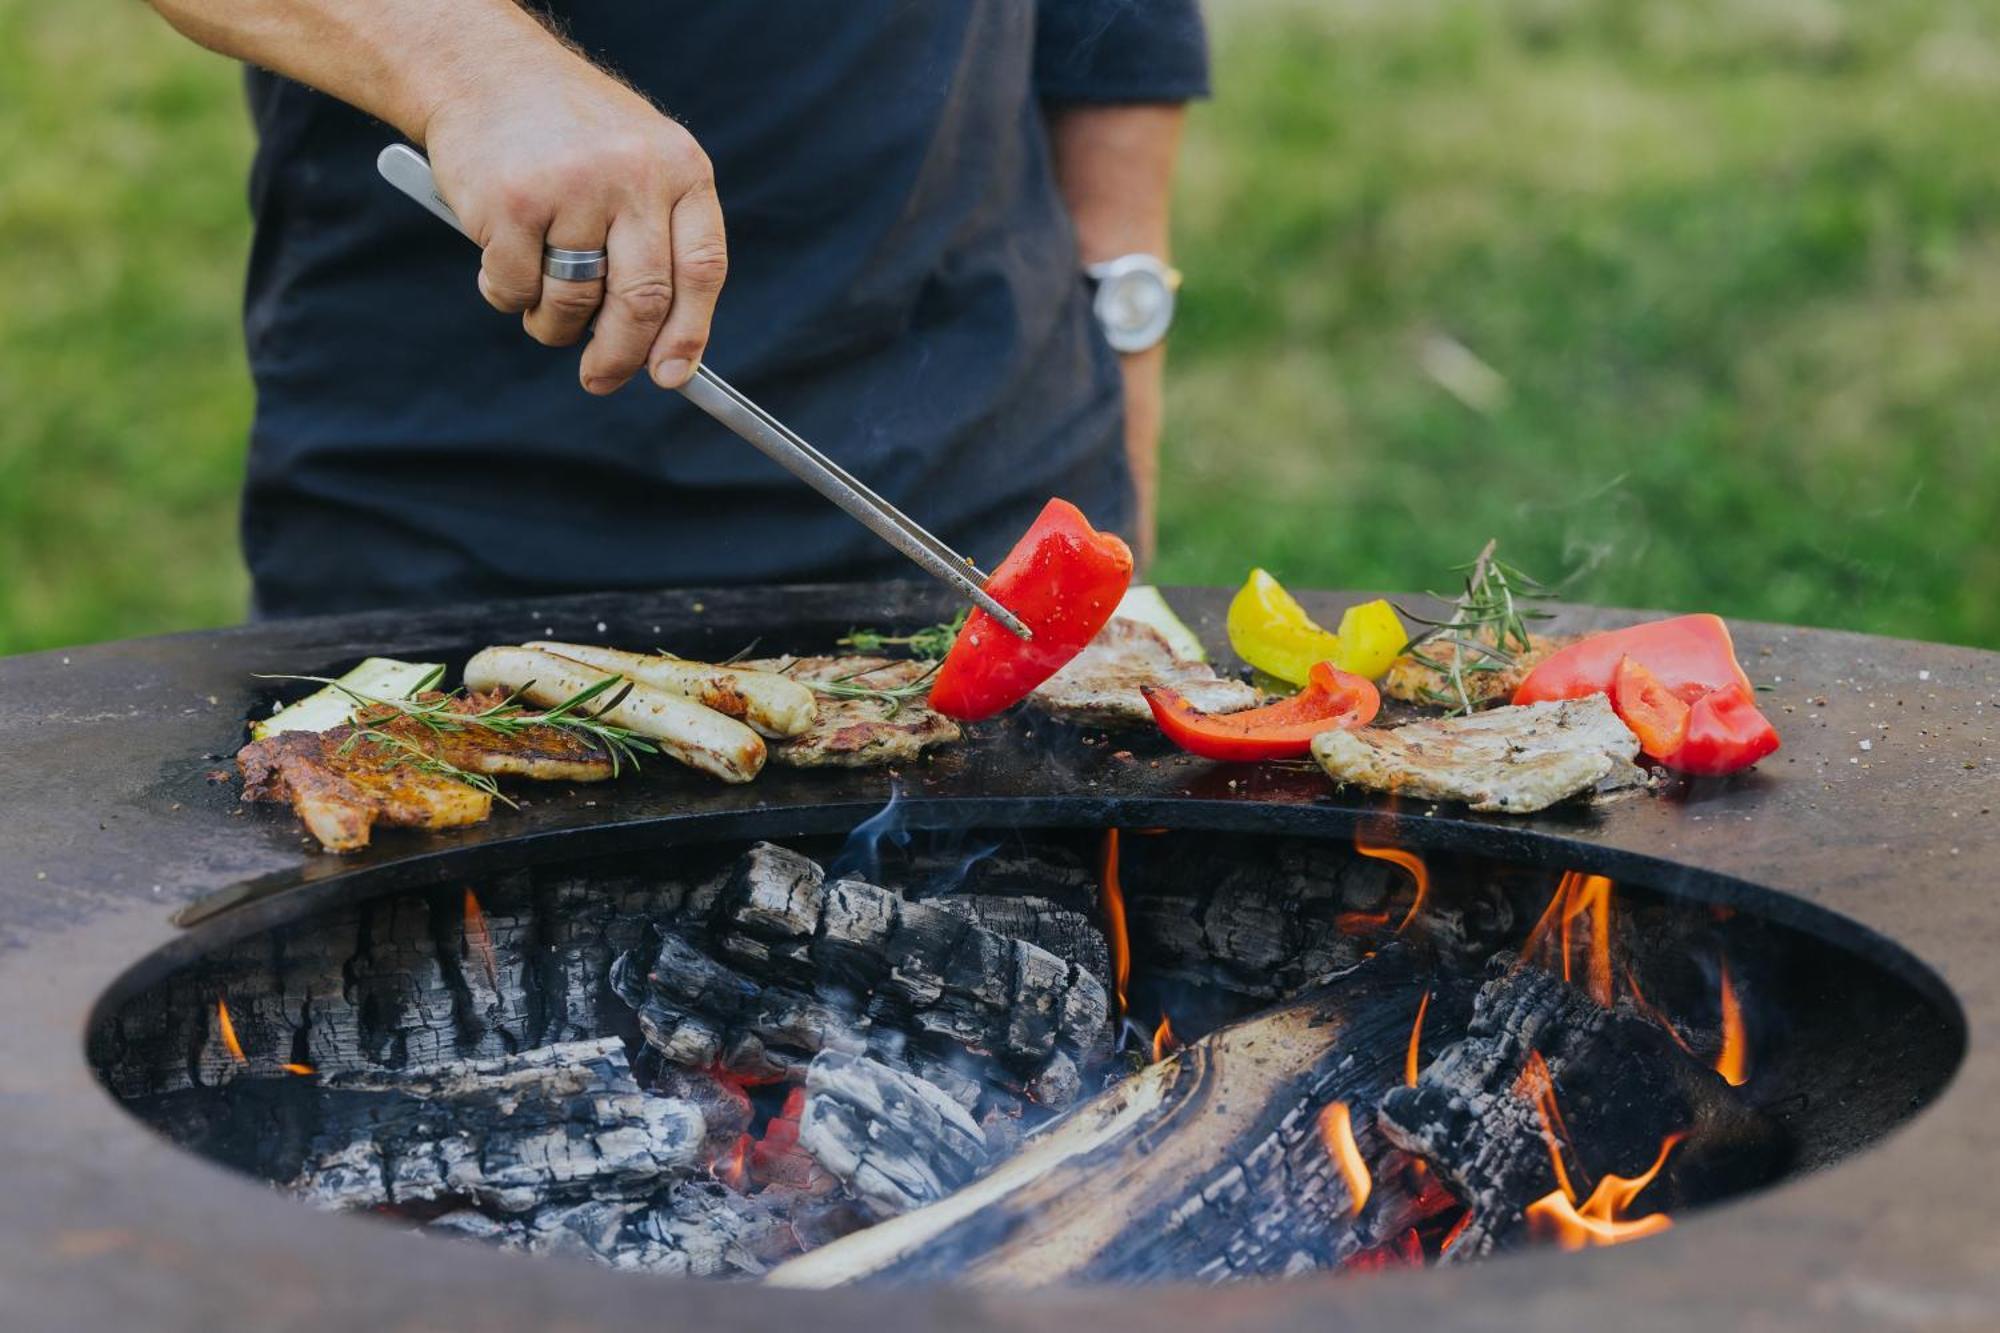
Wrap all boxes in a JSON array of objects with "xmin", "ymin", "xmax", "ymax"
[{"xmin": 240, "ymin": 1, "xmax": 1207, "ymax": 616}]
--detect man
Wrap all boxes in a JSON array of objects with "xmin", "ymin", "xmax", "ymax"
[{"xmin": 143, "ymin": 0, "xmax": 1207, "ymax": 616}]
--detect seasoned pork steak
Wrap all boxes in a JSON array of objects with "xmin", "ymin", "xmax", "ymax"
[
  {"xmin": 1030, "ymin": 618, "xmax": 1258, "ymax": 728},
  {"xmin": 740, "ymin": 657, "xmax": 962, "ymax": 768},
  {"xmin": 237, "ymin": 691, "xmax": 617, "ymax": 851},
  {"xmin": 238, "ymin": 729, "xmax": 494, "ymax": 852},
  {"xmin": 1382, "ymin": 633, "xmax": 1567, "ymax": 712},
  {"xmin": 1311, "ymin": 694, "xmax": 1647, "ymax": 814}
]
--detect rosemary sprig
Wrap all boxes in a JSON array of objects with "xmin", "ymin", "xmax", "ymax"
[
  {"xmin": 259, "ymin": 670, "xmax": 659, "ymax": 785},
  {"xmin": 838, "ymin": 609, "xmax": 968, "ymax": 661},
  {"xmin": 788, "ymin": 660, "xmax": 942, "ymax": 719},
  {"xmin": 336, "ymin": 724, "xmax": 515, "ymax": 808},
  {"xmin": 1394, "ymin": 539, "xmax": 1557, "ymax": 716}
]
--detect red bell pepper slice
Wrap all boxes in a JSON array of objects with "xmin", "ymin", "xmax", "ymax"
[
  {"xmin": 1513, "ymin": 614, "xmax": 1754, "ymax": 707},
  {"xmin": 1664, "ymin": 682, "xmax": 1781, "ymax": 776},
  {"xmin": 1142, "ymin": 661, "xmax": 1381, "ymax": 762},
  {"xmin": 927, "ymin": 498, "xmax": 1134, "ymax": 722},
  {"xmin": 1610, "ymin": 656, "xmax": 1691, "ymax": 763}
]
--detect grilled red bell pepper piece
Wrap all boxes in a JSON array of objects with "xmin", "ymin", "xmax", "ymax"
[
  {"xmin": 1142, "ymin": 661, "xmax": 1380, "ymax": 762},
  {"xmin": 1665, "ymin": 681, "xmax": 1781, "ymax": 776},
  {"xmin": 1513, "ymin": 614, "xmax": 1753, "ymax": 707},
  {"xmin": 1611, "ymin": 656, "xmax": 1691, "ymax": 763},
  {"xmin": 928, "ymin": 498, "xmax": 1133, "ymax": 722}
]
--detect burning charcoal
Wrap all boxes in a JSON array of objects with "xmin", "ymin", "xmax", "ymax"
[
  {"xmin": 647, "ymin": 1062, "xmax": 755, "ymax": 1159},
  {"xmin": 431, "ymin": 1178, "xmax": 804, "ymax": 1278},
  {"xmin": 91, "ymin": 866, "xmax": 716, "ymax": 1099},
  {"xmin": 796, "ymin": 1052, "xmax": 990, "ymax": 1220},
  {"xmin": 289, "ymin": 1039, "xmax": 705, "ymax": 1215},
  {"xmin": 1375, "ymin": 955, "xmax": 1784, "ymax": 1260},
  {"xmin": 614, "ymin": 844, "xmax": 1114, "ymax": 1108},
  {"xmin": 1115, "ymin": 835, "xmax": 1384, "ymax": 1001},
  {"xmin": 767, "ymin": 949, "xmax": 1460, "ymax": 1289}
]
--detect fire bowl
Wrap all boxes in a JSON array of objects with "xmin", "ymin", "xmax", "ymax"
[{"xmin": 1, "ymin": 583, "xmax": 1996, "ymax": 1332}]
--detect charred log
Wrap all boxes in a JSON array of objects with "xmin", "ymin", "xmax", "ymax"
[
  {"xmin": 612, "ymin": 844, "xmax": 1113, "ymax": 1109},
  {"xmin": 1376, "ymin": 956, "xmax": 1785, "ymax": 1259},
  {"xmin": 430, "ymin": 1178, "xmax": 807, "ymax": 1278},
  {"xmin": 289, "ymin": 1038, "xmax": 705, "ymax": 1215},
  {"xmin": 796, "ymin": 1051, "xmax": 990, "ymax": 1220},
  {"xmin": 768, "ymin": 949, "xmax": 1459, "ymax": 1288}
]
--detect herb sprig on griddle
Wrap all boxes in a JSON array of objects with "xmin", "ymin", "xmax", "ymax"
[
  {"xmin": 782, "ymin": 659, "xmax": 942, "ymax": 719},
  {"xmin": 257, "ymin": 667, "xmax": 659, "ymax": 800},
  {"xmin": 837, "ymin": 609, "xmax": 968, "ymax": 661},
  {"xmin": 1396, "ymin": 539, "xmax": 1557, "ymax": 716}
]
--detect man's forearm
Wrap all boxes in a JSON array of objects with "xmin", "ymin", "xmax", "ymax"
[
  {"xmin": 144, "ymin": 0, "xmax": 566, "ymax": 142},
  {"xmin": 1045, "ymin": 104, "xmax": 1187, "ymax": 568},
  {"xmin": 1046, "ymin": 104, "xmax": 1184, "ymax": 263},
  {"xmin": 144, "ymin": 0, "xmax": 729, "ymax": 396}
]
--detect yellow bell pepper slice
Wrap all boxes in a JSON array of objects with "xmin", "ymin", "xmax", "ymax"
[{"xmin": 1226, "ymin": 569, "xmax": 1408, "ymax": 685}]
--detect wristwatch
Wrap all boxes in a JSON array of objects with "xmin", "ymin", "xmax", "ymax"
[{"xmin": 1085, "ymin": 253, "xmax": 1182, "ymax": 354}]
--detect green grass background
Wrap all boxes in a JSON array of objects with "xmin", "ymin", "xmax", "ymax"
[{"xmin": 4, "ymin": 0, "xmax": 1998, "ymax": 655}]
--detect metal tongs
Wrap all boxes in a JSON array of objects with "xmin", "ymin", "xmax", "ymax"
[{"xmin": 376, "ymin": 144, "xmax": 1029, "ymax": 640}]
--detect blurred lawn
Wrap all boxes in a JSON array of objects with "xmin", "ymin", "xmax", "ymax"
[{"xmin": 3, "ymin": 0, "xmax": 1998, "ymax": 655}]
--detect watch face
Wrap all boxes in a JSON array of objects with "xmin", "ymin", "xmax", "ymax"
[{"xmin": 1094, "ymin": 268, "xmax": 1175, "ymax": 353}]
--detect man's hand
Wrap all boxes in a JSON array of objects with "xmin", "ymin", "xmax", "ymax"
[
  {"xmin": 427, "ymin": 62, "xmax": 725, "ymax": 395},
  {"xmin": 145, "ymin": 0, "xmax": 725, "ymax": 395}
]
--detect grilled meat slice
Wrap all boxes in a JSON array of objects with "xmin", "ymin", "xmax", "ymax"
[
  {"xmin": 366, "ymin": 690, "xmax": 618, "ymax": 782},
  {"xmin": 1310, "ymin": 694, "xmax": 1647, "ymax": 814},
  {"xmin": 237, "ymin": 730, "xmax": 493, "ymax": 853},
  {"xmin": 740, "ymin": 656, "xmax": 962, "ymax": 768},
  {"xmin": 1030, "ymin": 617, "xmax": 1259, "ymax": 728},
  {"xmin": 1382, "ymin": 633, "xmax": 1568, "ymax": 712},
  {"xmin": 238, "ymin": 690, "xmax": 619, "ymax": 852}
]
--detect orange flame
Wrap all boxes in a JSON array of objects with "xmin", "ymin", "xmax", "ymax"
[
  {"xmin": 1521, "ymin": 871, "xmax": 1616, "ymax": 1007},
  {"xmin": 1715, "ymin": 957, "xmax": 1749, "ymax": 1087},
  {"xmin": 215, "ymin": 999, "xmax": 246, "ymax": 1064},
  {"xmin": 1439, "ymin": 1208, "xmax": 1473, "ymax": 1255},
  {"xmin": 1098, "ymin": 829, "xmax": 1131, "ymax": 1019},
  {"xmin": 1151, "ymin": 1012, "xmax": 1179, "ymax": 1063},
  {"xmin": 1514, "ymin": 1050, "xmax": 1581, "ymax": 1202},
  {"xmin": 464, "ymin": 887, "xmax": 499, "ymax": 990},
  {"xmin": 711, "ymin": 1132, "xmax": 753, "ymax": 1193},
  {"xmin": 1526, "ymin": 1134, "xmax": 1684, "ymax": 1251},
  {"xmin": 281, "ymin": 1062, "xmax": 316, "ymax": 1077},
  {"xmin": 1406, "ymin": 990, "xmax": 1431, "ymax": 1088},
  {"xmin": 1354, "ymin": 837, "xmax": 1429, "ymax": 933},
  {"xmin": 1318, "ymin": 1101, "xmax": 1372, "ymax": 1215}
]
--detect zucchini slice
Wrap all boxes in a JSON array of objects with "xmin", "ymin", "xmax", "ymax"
[
  {"xmin": 252, "ymin": 657, "xmax": 444, "ymax": 739},
  {"xmin": 1115, "ymin": 586, "xmax": 1208, "ymax": 662}
]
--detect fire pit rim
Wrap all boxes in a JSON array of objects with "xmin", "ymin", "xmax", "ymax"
[{"xmin": 6, "ymin": 581, "xmax": 1999, "ymax": 1333}]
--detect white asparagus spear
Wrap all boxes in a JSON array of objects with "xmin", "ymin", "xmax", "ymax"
[
  {"xmin": 463, "ymin": 646, "xmax": 765, "ymax": 784},
  {"xmin": 523, "ymin": 641, "xmax": 817, "ymax": 739}
]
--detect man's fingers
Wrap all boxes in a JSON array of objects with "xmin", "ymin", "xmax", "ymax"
[
  {"xmin": 521, "ymin": 218, "xmax": 609, "ymax": 349},
  {"xmin": 578, "ymin": 210, "xmax": 676, "ymax": 395},
  {"xmin": 477, "ymin": 218, "xmax": 545, "ymax": 315},
  {"xmin": 648, "ymin": 184, "xmax": 728, "ymax": 389}
]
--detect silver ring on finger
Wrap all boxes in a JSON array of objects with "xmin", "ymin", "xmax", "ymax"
[{"xmin": 543, "ymin": 246, "xmax": 608, "ymax": 281}]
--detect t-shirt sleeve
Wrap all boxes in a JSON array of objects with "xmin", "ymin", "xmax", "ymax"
[{"xmin": 1034, "ymin": 0, "xmax": 1211, "ymax": 104}]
